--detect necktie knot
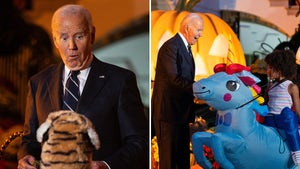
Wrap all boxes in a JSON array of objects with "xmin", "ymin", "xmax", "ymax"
[{"xmin": 70, "ymin": 70, "xmax": 80, "ymax": 77}]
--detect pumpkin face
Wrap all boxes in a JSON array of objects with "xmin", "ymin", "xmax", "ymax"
[{"xmin": 151, "ymin": 10, "xmax": 246, "ymax": 81}]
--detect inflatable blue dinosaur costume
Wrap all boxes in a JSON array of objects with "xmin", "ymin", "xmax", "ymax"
[{"xmin": 192, "ymin": 63, "xmax": 300, "ymax": 169}]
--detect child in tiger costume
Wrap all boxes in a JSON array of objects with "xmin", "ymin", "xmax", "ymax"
[{"xmin": 36, "ymin": 110, "xmax": 100, "ymax": 169}]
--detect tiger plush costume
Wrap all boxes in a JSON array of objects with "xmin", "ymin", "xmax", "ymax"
[{"xmin": 36, "ymin": 110, "xmax": 100, "ymax": 169}]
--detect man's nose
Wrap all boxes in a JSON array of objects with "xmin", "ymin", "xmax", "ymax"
[{"xmin": 68, "ymin": 39, "xmax": 77, "ymax": 49}]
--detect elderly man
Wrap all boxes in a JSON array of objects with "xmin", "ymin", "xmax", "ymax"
[{"xmin": 17, "ymin": 4, "xmax": 148, "ymax": 169}]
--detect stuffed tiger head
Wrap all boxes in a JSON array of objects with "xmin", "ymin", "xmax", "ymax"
[{"xmin": 36, "ymin": 110, "xmax": 100, "ymax": 169}]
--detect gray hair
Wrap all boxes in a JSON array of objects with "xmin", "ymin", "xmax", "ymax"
[
  {"xmin": 180, "ymin": 13, "xmax": 203, "ymax": 32},
  {"xmin": 51, "ymin": 4, "xmax": 94, "ymax": 32}
]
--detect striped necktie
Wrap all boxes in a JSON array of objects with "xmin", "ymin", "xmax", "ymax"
[{"xmin": 63, "ymin": 71, "xmax": 80, "ymax": 111}]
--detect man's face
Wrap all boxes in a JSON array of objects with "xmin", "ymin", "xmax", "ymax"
[
  {"xmin": 186, "ymin": 19, "xmax": 203, "ymax": 45},
  {"xmin": 52, "ymin": 15, "xmax": 95, "ymax": 70}
]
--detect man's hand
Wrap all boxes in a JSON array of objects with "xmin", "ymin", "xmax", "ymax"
[{"xmin": 17, "ymin": 155, "xmax": 38, "ymax": 169}]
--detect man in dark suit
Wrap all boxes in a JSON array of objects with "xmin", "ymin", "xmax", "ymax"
[
  {"xmin": 17, "ymin": 4, "xmax": 148, "ymax": 169},
  {"xmin": 152, "ymin": 13, "xmax": 203, "ymax": 169}
]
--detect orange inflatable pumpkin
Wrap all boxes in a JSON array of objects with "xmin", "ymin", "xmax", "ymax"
[{"xmin": 151, "ymin": 10, "xmax": 246, "ymax": 81}]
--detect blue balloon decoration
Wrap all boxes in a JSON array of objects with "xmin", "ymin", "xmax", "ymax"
[{"xmin": 192, "ymin": 65, "xmax": 300, "ymax": 169}]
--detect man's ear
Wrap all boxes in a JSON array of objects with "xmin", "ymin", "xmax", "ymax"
[
  {"xmin": 185, "ymin": 24, "xmax": 189, "ymax": 32},
  {"xmin": 52, "ymin": 34, "xmax": 59, "ymax": 49}
]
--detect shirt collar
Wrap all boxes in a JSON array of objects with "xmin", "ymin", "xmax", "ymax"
[
  {"xmin": 63, "ymin": 66, "xmax": 91, "ymax": 82},
  {"xmin": 178, "ymin": 32, "xmax": 189, "ymax": 49}
]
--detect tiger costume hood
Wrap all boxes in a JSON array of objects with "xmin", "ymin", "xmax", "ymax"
[{"xmin": 36, "ymin": 110, "xmax": 100, "ymax": 169}]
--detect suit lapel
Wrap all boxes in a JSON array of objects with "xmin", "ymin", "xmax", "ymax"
[
  {"xmin": 176, "ymin": 34, "xmax": 194, "ymax": 66},
  {"xmin": 46, "ymin": 63, "xmax": 64, "ymax": 111},
  {"xmin": 77, "ymin": 58, "xmax": 107, "ymax": 113},
  {"xmin": 176, "ymin": 34, "xmax": 195, "ymax": 77}
]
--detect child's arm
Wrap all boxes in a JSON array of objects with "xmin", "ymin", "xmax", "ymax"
[{"xmin": 289, "ymin": 83, "xmax": 300, "ymax": 120}]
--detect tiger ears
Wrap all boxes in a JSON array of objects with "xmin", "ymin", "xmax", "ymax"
[
  {"xmin": 36, "ymin": 110, "xmax": 68, "ymax": 143},
  {"xmin": 36, "ymin": 122, "xmax": 101, "ymax": 149},
  {"xmin": 36, "ymin": 110, "xmax": 101, "ymax": 150},
  {"xmin": 87, "ymin": 128, "xmax": 100, "ymax": 150},
  {"xmin": 36, "ymin": 121, "xmax": 51, "ymax": 143}
]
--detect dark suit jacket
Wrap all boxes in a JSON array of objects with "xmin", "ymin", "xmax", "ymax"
[
  {"xmin": 18, "ymin": 57, "xmax": 149, "ymax": 169},
  {"xmin": 152, "ymin": 33, "xmax": 195, "ymax": 124}
]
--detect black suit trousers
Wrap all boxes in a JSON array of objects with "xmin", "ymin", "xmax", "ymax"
[{"xmin": 154, "ymin": 120, "xmax": 190, "ymax": 169}]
